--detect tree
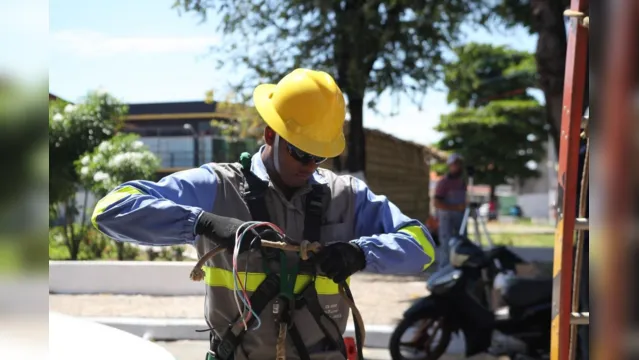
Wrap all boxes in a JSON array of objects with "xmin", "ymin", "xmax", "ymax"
[
  {"xmin": 211, "ymin": 91, "xmax": 265, "ymax": 143},
  {"xmin": 172, "ymin": 0, "xmax": 491, "ymax": 175},
  {"xmin": 436, "ymin": 100, "xmax": 547, "ymax": 196},
  {"xmin": 0, "ymin": 79, "xmax": 49, "ymax": 272},
  {"xmin": 435, "ymin": 43, "xmax": 547, "ymax": 196},
  {"xmin": 491, "ymin": 0, "xmax": 572, "ymax": 153},
  {"xmin": 443, "ymin": 43, "xmax": 538, "ymax": 108},
  {"xmin": 49, "ymin": 91, "xmax": 127, "ymax": 205},
  {"xmin": 76, "ymin": 133, "xmax": 160, "ymax": 260},
  {"xmin": 49, "ymin": 90, "xmax": 127, "ymax": 260}
]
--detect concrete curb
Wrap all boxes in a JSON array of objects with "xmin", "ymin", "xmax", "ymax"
[
  {"xmin": 87, "ymin": 317, "xmax": 465, "ymax": 353},
  {"xmin": 49, "ymin": 247, "xmax": 551, "ymax": 296}
]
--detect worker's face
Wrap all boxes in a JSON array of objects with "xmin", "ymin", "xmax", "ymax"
[
  {"xmin": 449, "ymin": 161, "xmax": 462, "ymax": 175},
  {"xmin": 265, "ymin": 128, "xmax": 325, "ymax": 188}
]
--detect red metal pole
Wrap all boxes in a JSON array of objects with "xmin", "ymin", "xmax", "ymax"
[{"xmin": 549, "ymin": 0, "xmax": 589, "ymax": 359}]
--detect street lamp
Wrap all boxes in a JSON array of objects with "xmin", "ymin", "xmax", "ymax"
[{"xmin": 183, "ymin": 123, "xmax": 199, "ymax": 167}]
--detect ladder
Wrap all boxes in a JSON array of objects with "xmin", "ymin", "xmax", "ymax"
[{"xmin": 549, "ymin": 0, "xmax": 589, "ymax": 359}]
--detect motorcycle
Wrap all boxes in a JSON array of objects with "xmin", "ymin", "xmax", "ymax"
[{"xmin": 389, "ymin": 236, "xmax": 552, "ymax": 360}]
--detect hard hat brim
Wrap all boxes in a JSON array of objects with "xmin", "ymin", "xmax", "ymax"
[{"xmin": 253, "ymin": 83, "xmax": 345, "ymax": 159}]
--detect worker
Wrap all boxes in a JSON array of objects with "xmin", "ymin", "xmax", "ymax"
[
  {"xmin": 91, "ymin": 68, "xmax": 435, "ymax": 360},
  {"xmin": 433, "ymin": 153, "xmax": 467, "ymax": 269}
]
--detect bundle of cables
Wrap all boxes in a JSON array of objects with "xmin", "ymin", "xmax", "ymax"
[{"xmin": 232, "ymin": 221, "xmax": 285, "ymax": 331}]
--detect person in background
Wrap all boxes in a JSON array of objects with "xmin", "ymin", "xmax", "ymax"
[
  {"xmin": 433, "ymin": 154, "xmax": 467, "ymax": 269},
  {"xmin": 488, "ymin": 195, "xmax": 499, "ymax": 221}
]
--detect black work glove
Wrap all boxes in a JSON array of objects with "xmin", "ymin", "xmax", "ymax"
[
  {"xmin": 315, "ymin": 242, "xmax": 366, "ymax": 283},
  {"xmin": 195, "ymin": 212, "xmax": 273, "ymax": 253}
]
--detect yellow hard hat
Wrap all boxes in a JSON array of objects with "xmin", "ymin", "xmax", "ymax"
[{"xmin": 253, "ymin": 68, "xmax": 346, "ymax": 158}]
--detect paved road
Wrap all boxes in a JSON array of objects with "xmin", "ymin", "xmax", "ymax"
[
  {"xmin": 49, "ymin": 273, "xmax": 429, "ymax": 326},
  {"xmin": 155, "ymin": 341, "xmax": 475, "ymax": 360},
  {"xmin": 156, "ymin": 341, "xmax": 396, "ymax": 360}
]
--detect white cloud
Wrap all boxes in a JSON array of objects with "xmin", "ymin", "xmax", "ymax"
[{"xmin": 50, "ymin": 30, "xmax": 220, "ymax": 58}]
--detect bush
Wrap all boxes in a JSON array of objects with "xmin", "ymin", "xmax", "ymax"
[
  {"xmin": 49, "ymin": 225, "xmax": 140, "ymax": 260},
  {"xmin": 48, "ymin": 226, "xmax": 196, "ymax": 261}
]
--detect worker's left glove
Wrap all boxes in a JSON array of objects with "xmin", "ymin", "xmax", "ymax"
[
  {"xmin": 195, "ymin": 212, "xmax": 267, "ymax": 253},
  {"xmin": 315, "ymin": 242, "xmax": 366, "ymax": 283}
]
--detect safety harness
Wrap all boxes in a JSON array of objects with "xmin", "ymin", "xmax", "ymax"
[{"xmin": 208, "ymin": 153, "xmax": 363, "ymax": 360}]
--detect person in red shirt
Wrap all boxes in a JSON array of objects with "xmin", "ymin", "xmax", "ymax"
[{"xmin": 433, "ymin": 154, "xmax": 467, "ymax": 269}]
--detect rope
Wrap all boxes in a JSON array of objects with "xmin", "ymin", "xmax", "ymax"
[
  {"xmin": 276, "ymin": 322, "xmax": 287, "ymax": 360},
  {"xmin": 564, "ymin": 9, "xmax": 589, "ymax": 28},
  {"xmin": 569, "ymin": 133, "xmax": 590, "ymax": 360},
  {"xmin": 189, "ymin": 234, "xmax": 366, "ymax": 357}
]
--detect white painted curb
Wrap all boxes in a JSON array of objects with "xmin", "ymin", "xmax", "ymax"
[
  {"xmin": 49, "ymin": 261, "xmax": 205, "ymax": 296},
  {"xmin": 87, "ymin": 317, "xmax": 466, "ymax": 353},
  {"xmin": 49, "ymin": 247, "xmax": 551, "ymax": 296}
]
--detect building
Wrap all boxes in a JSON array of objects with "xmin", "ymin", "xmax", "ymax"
[
  {"xmin": 49, "ymin": 93, "xmax": 70, "ymax": 103},
  {"xmin": 511, "ymin": 135, "xmax": 558, "ymax": 222},
  {"xmin": 123, "ymin": 100, "xmax": 259, "ymax": 179}
]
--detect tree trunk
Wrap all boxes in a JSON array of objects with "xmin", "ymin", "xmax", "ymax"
[
  {"xmin": 64, "ymin": 200, "xmax": 81, "ymax": 260},
  {"xmin": 117, "ymin": 242, "xmax": 124, "ymax": 261},
  {"xmin": 345, "ymin": 95, "xmax": 366, "ymax": 176},
  {"xmin": 489, "ymin": 184, "xmax": 496, "ymax": 200},
  {"xmin": 531, "ymin": 0, "xmax": 569, "ymax": 156}
]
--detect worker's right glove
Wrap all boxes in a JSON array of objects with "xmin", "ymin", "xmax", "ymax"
[
  {"xmin": 315, "ymin": 241, "xmax": 366, "ymax": 283},
  {"xmin": 195, "ymin": 212, "xmax": 273, "ymax": 253}
]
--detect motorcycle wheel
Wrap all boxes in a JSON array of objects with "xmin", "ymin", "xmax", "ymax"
[{"xmin": 389, "ymin": 316, "xmax": 452, "ymax": 360}]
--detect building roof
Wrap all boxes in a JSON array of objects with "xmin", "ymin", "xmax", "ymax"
[
  {"xmin": 127, "ymin": 101, "xmax": 219, "ymax": 115},
  {"xmin": 49, "ymin": 93, "xmax": 72, "ymax": 104},
  {"xmin": 125, "ymin": 100, "xmax": 236, "ymax": 121}
]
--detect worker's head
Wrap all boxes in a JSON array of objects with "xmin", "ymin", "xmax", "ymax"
[
  {"xmin": 253, "ymin": 68, "xmax": 346, "ymax": 187},
  {"xmin": 447, "ymin": 153, "xmax": 463, "ymax": 175}
]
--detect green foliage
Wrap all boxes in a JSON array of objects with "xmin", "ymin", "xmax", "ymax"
[
  {"xmin": 489, "ymin": 0, "xmax": 535, "ymax": 31},
  {"xmin": 436, "ymin": 43, "xmax": 547, "ymax": 189},
  {"xmin": 436, "ymin": 99, "xmax": 546, "ymax": 187},
  {"xmin": 49, "ymin": 91, "xmax": 127, "ymax": 205},
  {"xmin": 49, "ymin": 226, "xmax": 141, "ymax": 261},
  {"xmin": 172, "ymin": 0, "xmax": 494, "ymax": 172},
  {"xmin": 0, "ymin": 81, "xmax": 49, "ymax": 218},
  {"xmin": 212, "ymin": 92, "xmax": 265, "ymax": 143},
  {"xmin": 48, "ymin": 226, "xmax": 188, "ymax": 261},
  {"xmin": 443, "ymin": 43, "xmax": 538, "ymax": 108},
  {"xmin": 75, "ymin": 133, "xmax": 160, "ymax": 197}
]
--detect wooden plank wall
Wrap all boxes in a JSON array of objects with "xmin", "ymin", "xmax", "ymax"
[{"xmin": 323, "ymin": 128, "xmax": 432, "ymax": 223}]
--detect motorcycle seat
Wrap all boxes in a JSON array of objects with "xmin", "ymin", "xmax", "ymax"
[{"xmin": 501, "ymin": 277, "xmax": 552, "ymax": 308}]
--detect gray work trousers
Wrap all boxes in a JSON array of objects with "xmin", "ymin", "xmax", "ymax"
[{"xmin": 436, "ymin": 210, "xmax": 464, "ymax": 269}]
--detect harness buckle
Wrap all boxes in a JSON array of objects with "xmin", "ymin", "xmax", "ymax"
[{"xmin": 216, "ymin": 335, "xmax": 237, "ymax": 360}]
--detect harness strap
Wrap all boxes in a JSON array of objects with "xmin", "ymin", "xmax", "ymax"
[
  {"xmin": 295, "ymin": 283, "xmax": 346, "ymax": 355},
  {"xmin": 239, "ymin": 164, "xmax": 270, "ymax": 223},
  {"xmin": 216, "ymin": 273, "xmax": 280, "ymax": 360},
  {"xmin": 303, "ymin": 184, "xmax": 325, "ymax": 242},
  {"xmin": 288, "ymin": 322, "xmax": 312, "ymax": 360}
]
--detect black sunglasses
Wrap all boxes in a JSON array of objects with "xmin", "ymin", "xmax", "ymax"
[{"xmin": 286, "ymin": 143, "xmax": 327, "ymax": 164}]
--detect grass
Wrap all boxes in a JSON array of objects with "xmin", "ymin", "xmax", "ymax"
[
  {"xmin": 472, "ymin": 232, "xmax": 555, "ymax": 247},
  {"xmin": 0, "ymin": 242, "xmax": 21, "ymax": 273}
]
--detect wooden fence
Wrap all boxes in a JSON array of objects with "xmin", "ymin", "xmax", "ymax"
[{"xmin": 323, "ymin": 128, "xmax": 434, "ymax": 222}]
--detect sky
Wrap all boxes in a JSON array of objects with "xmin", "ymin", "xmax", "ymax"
[{"xmin": 47, "ymin": 0, "xmax": 538, "ymax": 146}]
